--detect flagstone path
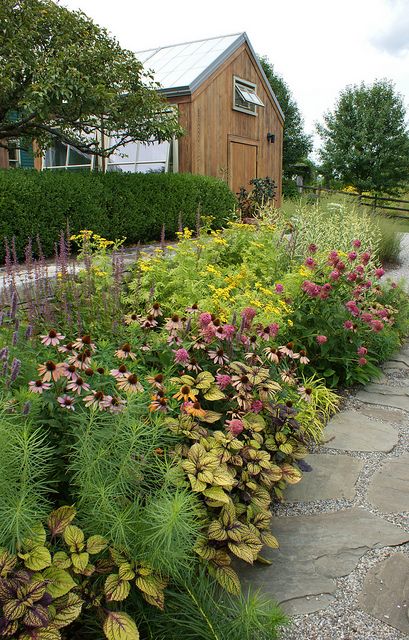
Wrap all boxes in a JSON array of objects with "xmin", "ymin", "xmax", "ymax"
[{"xmin": 240, "ymin": 342, "xmax": 409, "ymax": 639}]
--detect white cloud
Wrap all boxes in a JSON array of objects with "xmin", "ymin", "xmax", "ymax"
[{"xmin": 371, "ymin": 0, "xmax": 409, "ymax": 54}]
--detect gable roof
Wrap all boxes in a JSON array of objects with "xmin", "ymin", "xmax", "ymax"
[{"xmin": 136, "ymin": 33, "xmax": 284, "ymax": 120}]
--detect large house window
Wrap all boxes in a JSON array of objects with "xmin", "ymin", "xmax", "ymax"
[
  {"xmin": 43, "ymin": 138, "xmax": 178, "ymax": 173},
  {"xmin": 233, "ymin": 76, "xmax": 264, "ymax": 115}
]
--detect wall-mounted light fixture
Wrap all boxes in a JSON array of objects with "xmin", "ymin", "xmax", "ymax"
[{"xmin": 267, "ymin": 133, "xmax": 275, "ymax": 143}]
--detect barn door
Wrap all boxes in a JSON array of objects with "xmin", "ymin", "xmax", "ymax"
[{"xmin": 228, "ymin": 140, "xmax": 258, "ymax": 197}]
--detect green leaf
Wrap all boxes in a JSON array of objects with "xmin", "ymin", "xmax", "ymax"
[
  {"xmin": 52, "ymin": 592, "xmax": 83, "ymax": 629},
  {"xmin": 104, "ymin": 574, "xmax": 130, "ymax": 602},
  {"xmin": 103, "ymin": 611, "xmax": 139, "ymax": 640},
  {"xmin": 22, "ymin": 524, "xmax": 47, "ymax": 551},
  {"xmin": 211, "ymin": 565, "xmax": 241, "ymax": 595},
  {"xmin": 71, "ymin": 551, "xmax": 89, "ymax": 572},
  {"xmin": 203, "ymin": 486, "xmax": 230, "ymax": 504},
  {"xmin": 48, "ymin": 506, "xmax": 76, "ymax": 536},
  {"xmin": 23, "ymin": 603, "xmax": 49, "ymax": 628},
  {"xmin": 52, "ymin": 551, "xmax": 71, "ymax": 569},
  {"xmin": 21, "ymin": 546, "xmax": 52, "ymax": 571},
  {"xmin": 203, "ymin": 385, "xmax": 225, "ymax": 401},
  {"xmin": 63, "ymin": 525, "xmax": 84, "ymax": 550},
  {"xmin": 118, "ymin": 563, "xmax": 135, "ymax": 580},
  {"xmin": 227, "ymin": 542, "xmax": 254, "ymax": 564},
  {"xmin": 87, "ymin": 535, "xmax": 108, "ymax": 555},
  {"xmin": 0, "ymin": 548, "xmax": 17, "ymax": 576},
  {"xmin": 134, "ymin": 575, "xmax": 164, "ymax": 598},
  {"xmin": 3, "ymin": 599, "xmax": 26, "ymax": 620},
  {"xmin": 43, "ymin": 567, "xmax": 77, "ymax": 598}
]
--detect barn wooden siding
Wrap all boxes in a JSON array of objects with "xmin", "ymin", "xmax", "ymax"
[{"xmin": 170, "ymin": 42, "xmax": 284, "ymax": 204}]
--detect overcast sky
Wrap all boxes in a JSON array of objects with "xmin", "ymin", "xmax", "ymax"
[{"xmin": 61, "ymin": 0, "xmax": 409, "ymax": 151}]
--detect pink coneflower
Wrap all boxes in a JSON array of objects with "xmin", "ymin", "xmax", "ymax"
[
  {"xmin": 275, "ymin": 283, "xmax": 284, "ymax": 294},
  {"xmin": 66, "ymin": 376, "xmax": 90, "ymax": 395},
  {"xmin": 167, "ymin": 334, "xmax": 182, "ymax": 346},
  {"xmin": 280, "ymin": 370, "xmax": 296, "ymax": 385},
  {"xmin": 165, "ymin": 314, "xmax": 183, "ymax": 332},
  {"xmin": 348, "ymin": 251, "xmax": 358, "ymax": 262},
  {"xmin": 233, "ymin": 393, "xmax": 253, "ymax": 411},
  {"xmin": 257, "ymin": 325, "xmax": 272, "ymax": 341},
  {"xmin": 57, "ymin": 395, "xmax": 75, "ymax": 410},
  {"xmin": 352, "ymin": 239, "xmax": 362, "ymax": 248},
  {"xmin": 124, "ymin": 312, "xmax": 139, "ymax": 325},
  {"xmin": 146, "ymin": 372, "xmax": 165, "ymax": 389},
  {"xmin": 40, "ymin": 329, "xmax": 65, "ymax": 347},
  {"xmin": 308, "ymin": 243, "xmax": 318, "ymax": 254},
  {"xmin": 319, "ymin": 283, "xmax": 332, "ymax": 299},
  {"xmin": 68, "ymin": 350, "xmax": 92, "ymax": 370},
  {"xmin": 201, "ymin": 323, "xmax": 217, "ymax": 343},
  {"xmin": 58, "ymin": 341, "xmax": 77, "ymax": 354},
  {"xmin": 116, "ymin": 373, "xmax": 144, "ymax": 393},
  {"xmin": 110, "ymin": 364, "xmax": 129, "ymax": 379},
  {"xmin": 149, "ymin": 393, "xmax": 169, "ymax": 413},
  {"xmin": 278, "ymin": 342, "xmax": 296, "ymax": 357},
  {"xmin": 358, "ymin": 357, "xmax": 368, "ymax": 366},
  {"xmin": 231, "ymin": 373, "xmax": 253, "ymax": 393},
  {"xmin": 298, "ymin": 386, "xmax": 313, "ymax": 402},
  {"xmin": 264, "ymin": 347, "xmax": 280, "ymax": 364},
  {"xmin": 375, "ymin": 268, "xmax": 385, "ymax": 279},
  {"xmin": 215, "ymin": 373, "xmax": 232, "ymax": 390},
  {"xmin": 61, "ymin": 363, "xmax": 78, "ymax": 381},
  {"xmin": 114, "ymin": 343, "xmax": 136, "ymax": 360},
  {"xmin": 186, "ymin": 357, "xmax": 202, "ymax": 373},
  {"xmin": 83, "ymin": 390, "xmax": 106, "ymax": 410},
  {"xmin": 344, "ymin": 320, "xmax": 354, "ymax": 330},
  {"xmin": 149, "ymin": 302, "xmax": 163, "ymax": 318},
  {"xmin": 102, "ymin": 395, "xmax": 127, "ymax": 413},
  {"xmin": 371, "ymin": 319, "xmax": 384, "ymax": 332},
  {"xmin": 250, "ymin": 400, "xmax": 263, "ymax": 414},
  {"xmin": 299, "ymin": 350, "xmax": 310, "ymax": 364},
  {"xmin": 357, "ymin": 346, "xmax": 368, "ymax": 356},
  {"xmin": 28, "ymin": 379, "xmax": 51, "ymax": 394},
  {"xmin": 208, "ymin": 348, "xmax": 229, "ymax": 366},
  {"xmin": 316, "ymin": 335, "xmax": 328, "ymax": 345},
  {"xmin": 38, "ymin": 360, "xmax": 64, "ymax": 383},
  {"xmin": 72, "ymin": 335, "xmax": 96, "ymax": 352},
  {"xmin": 226, "ymin": 418, "xmax": 244, "ymax": 436},
  {"xmin": 185, "ymin": 303, "xmax": 200, "ymax": 314},
  {"xmin": 139, "ymin": 315, "xmax": 158, "ymax": 330},
  {"xmin": 174, "ymin": 348, "xmax": 190, "ymax": 365}
]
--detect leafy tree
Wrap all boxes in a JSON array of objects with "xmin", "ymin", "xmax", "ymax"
[
  {"xmin": 0, "ymin": 0, "xmax": 182, "ymax": 157},
  {"xmin": 259, "ymin": 56, "xmax": 312, "ymax": 179},
  {"xmin": 317, "ymin": 80, "xmax": 409, "ymax": 194}
]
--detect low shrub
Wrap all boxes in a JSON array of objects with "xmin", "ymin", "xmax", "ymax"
[{"xmin": 0, "ymin": 169, "xmax": 236, "ymax": 261}]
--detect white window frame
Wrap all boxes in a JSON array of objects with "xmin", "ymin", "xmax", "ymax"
[
  {"xmin": 233, "ymin": 76, "xmax": 264, "ymax": 116},
  {"xmin": 106, "ymin": 138, "xmax": 178, "ymax": 174},
  {"xmin": 42, "ymin": 142, "xmax": 95, "ymax": 171},
  {"xmin": 8, "ymin": 143, "xmax": 21, "ymax": 168}
]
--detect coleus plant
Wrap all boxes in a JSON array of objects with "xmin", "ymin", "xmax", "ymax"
[{"xmin": 0, "ymin": 506, "xmax": 166, "ymax": 640}]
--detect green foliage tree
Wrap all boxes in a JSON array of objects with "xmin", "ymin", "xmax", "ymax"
[
  {"xmin": 0, "ymin": 0, "xmax": 182, "ymax": 157},
  {"xmin": 317, "ymin": 79, "xmax": 409, "ymax": 194},
  {"xmin": 259, "ymin": 56, "xmax": 312, "ymax": 179}
]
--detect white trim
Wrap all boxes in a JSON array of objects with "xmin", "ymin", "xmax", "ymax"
[{"xmin": 233, "ymin": 76, "xmax": 263, "ymax": 116}]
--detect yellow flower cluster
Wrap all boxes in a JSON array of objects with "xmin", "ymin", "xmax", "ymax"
[{"xmin": 176, "ymin": 227, "xmax": 194, "ymax": 240}]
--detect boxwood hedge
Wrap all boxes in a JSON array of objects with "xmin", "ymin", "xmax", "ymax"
[{"xmin": 0, "ymin": 170, "xmax": 236, "ymax": 261}]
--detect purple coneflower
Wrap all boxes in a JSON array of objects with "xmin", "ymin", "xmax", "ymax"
[
  {"xmin": 116, "ymin": 373, "xmax": 144, "ymax": 393},
  {"xmin": 263, "ymin": 347, "xmax": 280, "ymax": 364},
  {"xmin": 102, "ymin": 395, "xmax": 126, "ymax": 413},
  {"xmin": 139, "ymin": 315, "xmax": 158, "ymax": 330},
  {"xmin": 114, "ymin": 343, "xmax": 136, "ymax": 360},
  {"xmin": 66, "ymin": 376, "xmax": 90, "ymax": 395},
  {"xmin": 40, "ymin": 329, "xmax": 65, "ymax": 347},
  {"xmin": 38, "ymin": 360, "xmax": 63, "ymax": 382},
  {"xmin": 298, "ymin": 386, "xmax": 313, "ymax": 402},
  {"xmin": 72, "ymin": 335, "xmax": 96, "ymax": 352},
  {"xmin": 149, "ymin": 302, "xmax": 163, "ymax": 318},
  {"xmin": 186, "ymin": 357, "xmax": 202, "ymax": 373},
  {"xmin": 57, "ymin": 395, "xmax": 75, "ymax": 410},
  {"xmin": 165, "ymin": 314, "xmax": 183, "ymax": 332},
  {"xmin": 110, "ymin": 364, "xmax": 129, "ymax": 379},
  {"xmin": 124, "ymin": 312, "xmax": 139, "ymax": 325},
  {"xmin": 299, "ymin": 350, "xmax": 310, "ymax": 364},
  {"xmin": 83, "ymin": 390, "xmax": 106, "ymax": 410},
  {"xmin": 58, "ymin": 341, "xmax": 76, "ymax": 354},
  {"xmin": 208, "ymin": 348, "xmax": 229, "ymax": 366},
  {"xmin": 29, "ymin": 379, "xmax": 51, "ymax": 394},
  {"xmin": 149, "ymin": 393, "xmax": 169, "ymax": 413}
]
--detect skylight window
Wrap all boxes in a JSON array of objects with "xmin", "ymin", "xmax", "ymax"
[{"xmin": 233, "ymin": 77, "xmax": 264, "ymax": 115}]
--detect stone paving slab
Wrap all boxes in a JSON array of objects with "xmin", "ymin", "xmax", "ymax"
[
  {"xmin": 323, "ymin": 410, "xmax": 398, "ymax": 452},
  {"xmin": 367, "ymin": 453, "xmax": 409, "ymax": 513},
  {"xmin": 239, "ymin": 508, "xmax": 409, "ymax": 614},
  {"xmin": 360, "ymin": 405, "xmax": 407, "ymax": 425},
  {"xmin": 286, "ymin": 454, "xmax": 363, "ymax": 501},
  {"xmin": 356, "ymin": 383, "xmax": 409, "ymax": 411},
  {"xmin": 358, "ymin": 553, "xmax": 409, "ymax": 635}
]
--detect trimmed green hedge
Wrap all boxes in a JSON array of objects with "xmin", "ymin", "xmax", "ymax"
[{"xmin": 0, "ymin": 170, "xmax": 236, "ymax": 261}]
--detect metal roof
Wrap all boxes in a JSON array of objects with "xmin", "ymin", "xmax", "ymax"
[{"xmin": 136, "ymin": 33, "xmax": 284, "ymax": 120}]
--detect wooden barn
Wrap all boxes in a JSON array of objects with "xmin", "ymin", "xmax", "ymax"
[
  {"xmin": 1, "ymin": 33, "xmax": 284, "ymax": 202},
  {"xmin": 137, "ymin": 33, "xmax": 284, "ymax": 201}
]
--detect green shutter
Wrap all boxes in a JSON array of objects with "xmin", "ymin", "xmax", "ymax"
[{"xmin": 19, "ymin": 146, "xmax": 35, "ymax": 169}]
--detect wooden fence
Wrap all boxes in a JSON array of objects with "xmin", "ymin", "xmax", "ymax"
[{"xmin": 300, "ymin": 186, "xmax": 409, "ymax": 218}]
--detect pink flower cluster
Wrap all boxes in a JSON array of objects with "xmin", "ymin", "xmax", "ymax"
[{"xmin": 302, "ymin": 280, "xmax": 332, "ymax": 300}]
